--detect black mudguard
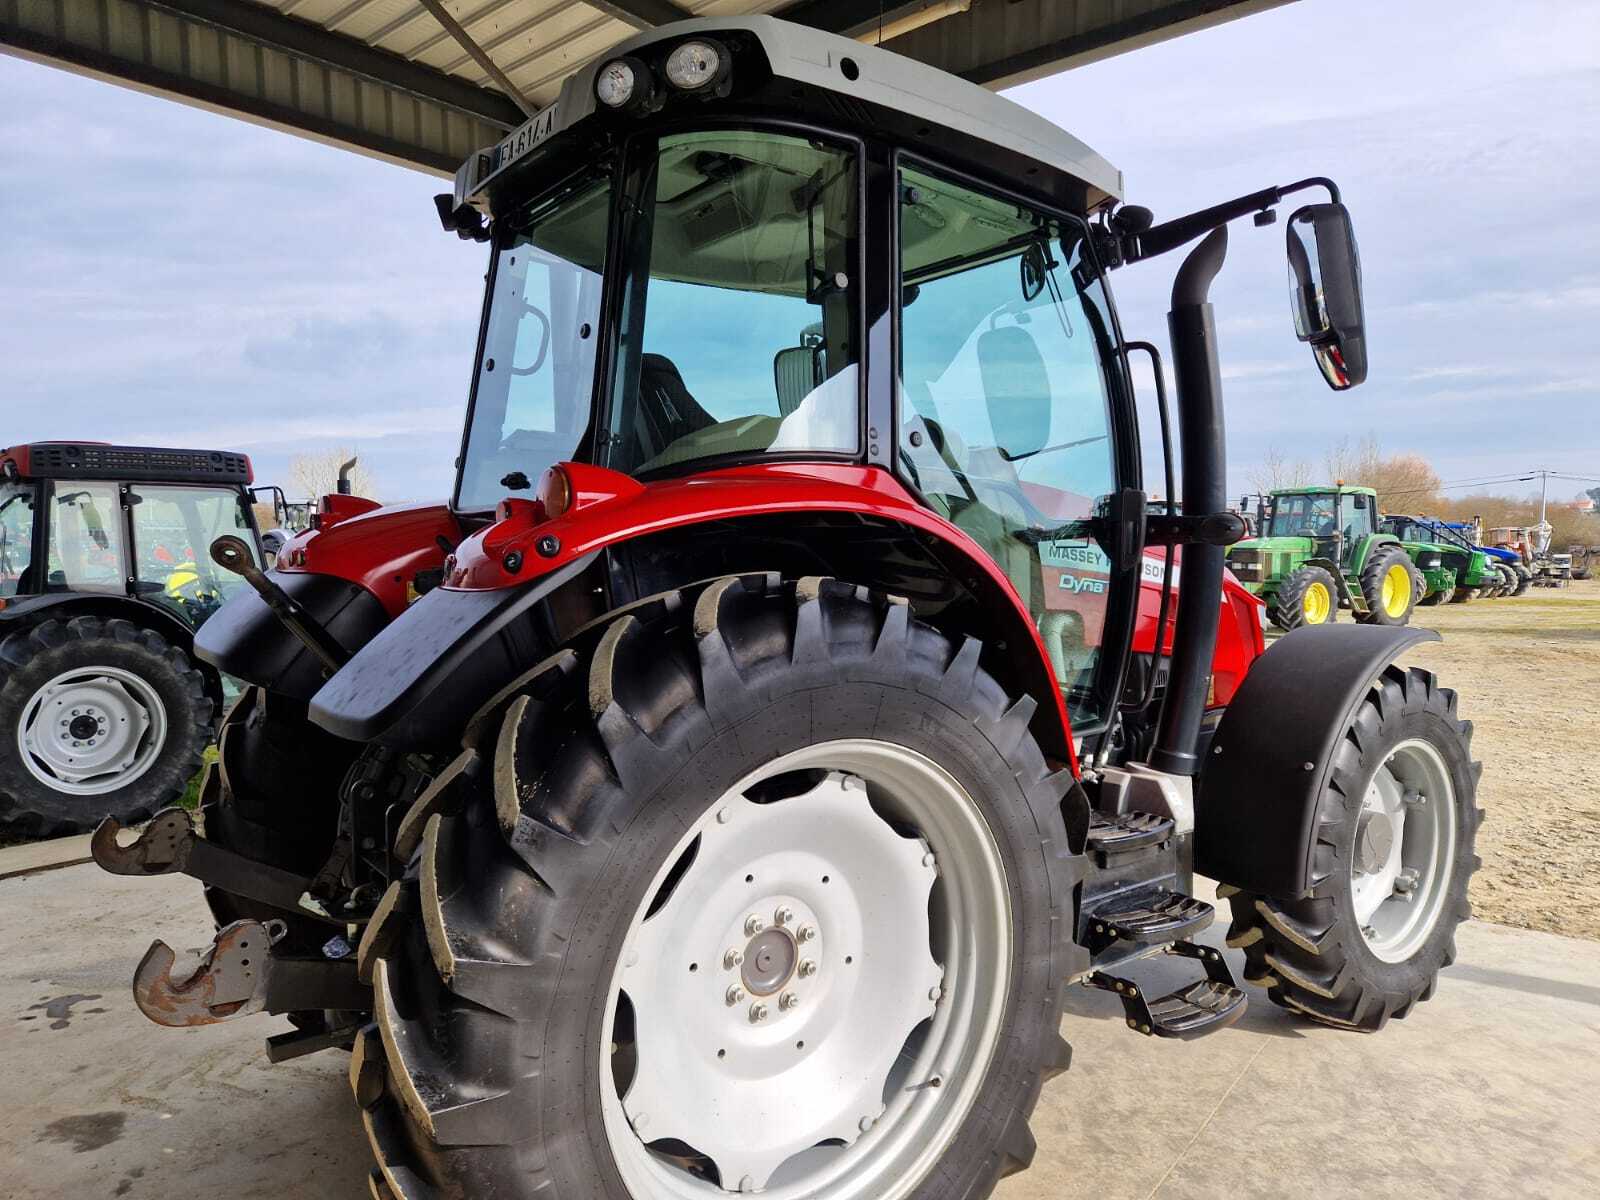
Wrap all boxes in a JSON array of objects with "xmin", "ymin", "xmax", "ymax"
[
  {"xmin": 308, "ymin": 554, "xmax": 597, "ymax": 747},
  {"xmin": 1195, "ymin": 623, "xmax": 1439, "ymax": 898},
  {"xmin": 193, "ymin": 572, "xmax": 390, "ymax": 702}
]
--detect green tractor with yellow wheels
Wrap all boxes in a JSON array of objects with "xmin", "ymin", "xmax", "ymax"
[{"xmin": 1227, "ymin": 485, "xmax": 1419, "ymax": 630}]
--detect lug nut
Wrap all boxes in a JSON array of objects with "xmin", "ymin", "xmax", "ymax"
[
  {"xmin": 922, "ymin": 851, "xmax": 936, "ymax": 868},
  {"xmin": 745, "ymin": 914, "xmax": 766, "ymax": 936},
  {"xmin": 726, "ymin": 985, "xmax": 747, "ymax": 1006},
  {"xmin": 779, "ymin": 991, "xmax": 800, "ymax": 1011},
  {"xmin": 723, "ymin": 948, "xmax": 745, "ymax": 969},
  {"xmin": 859, "ymin": 1115, "xmax": 876, "ymax": 1133},
  {"xmin": 749, "ymin": 1002, "xmax": 769, "ymax": 1023},
  {"xmin": 798, "ymin": 959, "xmax": 817, "ymax": 978},
  {"xmin": 797, "ymin": 924, "xmax": 817, "ymax": 944},
  {"xmin": 775, "ymin": 906, "xmax": 794, "ymax": 926},
  {"xmin": 928, "ymin": 986, "xmax": 943, "ymax": 1003}
]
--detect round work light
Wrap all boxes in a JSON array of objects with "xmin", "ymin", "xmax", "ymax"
[{"xmin": 664, "ymin": 40, "xmax": 725, "ymax": 91}]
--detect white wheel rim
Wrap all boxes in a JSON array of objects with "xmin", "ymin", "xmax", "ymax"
[
  {"xmin": 17, "ymin": 665, "xmax": 168, "ymax": 796},
  {"xmin": 1348, "ymin": 738, "xmax": 1457, "ymax": 963},
  {"xmin": 601, "ymin": 739, "xmax": 1012, "ymax": 1199}
]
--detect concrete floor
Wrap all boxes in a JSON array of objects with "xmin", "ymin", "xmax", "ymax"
[{"xmin": 4, "ymin": 860, "xmax": 1596, "ymax": 1200}]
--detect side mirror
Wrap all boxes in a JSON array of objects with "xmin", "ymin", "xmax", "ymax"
[{"xmin": 1286, "ymin": 202, "xmax": 1367, "ymax": 389}]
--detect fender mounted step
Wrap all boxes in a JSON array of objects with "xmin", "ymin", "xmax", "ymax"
[
  {"xmin": 1084, "ymin": 885, "xmax": 1215, "ymax": 950},
  {"xmin": 1086, "ymin": 941, "xmax": 1247, "ymax": 1039},
  {"xmin": 1085, "ymin": 810, "xmax": 1175, "ymax": 855}
]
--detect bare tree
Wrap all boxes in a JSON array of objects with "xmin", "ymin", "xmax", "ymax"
[
  {"xmin": 287, "ymin": 448, "xmax": 376, "ymax": 502},
  {"xmin": 1247, "ymin": 446, "xmax": 1315, "ymax": 493},
  {"xmin": 1323, "ymin": 436, "xmax": 1441, "ymax": 509}
]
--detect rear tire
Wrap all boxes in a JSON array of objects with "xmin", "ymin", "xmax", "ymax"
[
  {"xmin": 1224, "ymin": 666, "xmax": 1480, "ymax": 1030},
  {"xmin": 1356, "ymin": 548, "xmax": 1417, "ymax": 626},
  {"xmin": 0, "ymin": 617, "xmax": 211, "ymax": 836},
  {"xmin": 356, "ymin": 576, "xmax": 1082, "ymax": 1200},
  {"xmin": 1273, "ymin": 566, "xmax": 1340, "ymax": 630}
]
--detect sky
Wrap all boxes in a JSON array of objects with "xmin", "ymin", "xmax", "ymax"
[{"xmin": 2, "ymin": 0, "xmax": 1597, "ymax": 504}]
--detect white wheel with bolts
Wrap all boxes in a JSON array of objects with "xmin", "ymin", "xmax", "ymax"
[
  {"xmin": 603, "ymin": 743, "xmax": 1011, "ymax": 1197},
  {"xmin": 18, "ymin": 665, "xmax": 167, "ymax": 795}
]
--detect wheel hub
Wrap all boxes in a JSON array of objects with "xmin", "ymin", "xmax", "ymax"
[
  {"xmin": 741, "ymin": 925, "xmax": 800, "ymax": 996},
  {"xmin": 17, "ymin": 667, "xmax": 167, "ymax": 795},
  {"xmin": 1349, "ymin": 740, "xmax": 1458, "ymax": 963}
]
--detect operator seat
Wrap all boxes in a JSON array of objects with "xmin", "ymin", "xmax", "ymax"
[{"xmin": 635, "ymin": 353, "xmax": 717, "ymax": 462}]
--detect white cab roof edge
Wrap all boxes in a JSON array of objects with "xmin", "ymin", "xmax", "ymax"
[{"xmin": 457, "ymin": 15, "xmax": 1122, "ymax": 209}]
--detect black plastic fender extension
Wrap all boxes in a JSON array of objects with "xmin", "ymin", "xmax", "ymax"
[
  {"xmin": 308, "ymin": 554, "xmax": 598, "ymax": 747},
  {"xmin": 194, "ymin": 570, "xmax": 390, "ymax": 702},
  {"xmin": 1194, "ymin": 623, "xmax": 1439, "ymax": 898}
]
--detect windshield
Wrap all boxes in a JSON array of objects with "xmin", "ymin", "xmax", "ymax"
[
  {"xmin": 456, "ymin": 174, "xmax": 611, "ymax": 511},
  {"xmin": 1267, "ymin": 493, "xmax": 1337, "ymax": 537},
  {"xmin": 604, "ymin": 130, "xmax": 860, "ymax": 476}
]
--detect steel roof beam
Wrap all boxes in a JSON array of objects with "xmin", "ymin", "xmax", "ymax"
[
  {"xmin": 584, "ymin": 0, "xmax": 695, "ymax": 30},
  {"xmin": 416, "ymin": 0, "xmax": 536, "ymax": 117},
  {"xmin": 136, "ymin": 0, "xmax": 523, "ymax": 126}
]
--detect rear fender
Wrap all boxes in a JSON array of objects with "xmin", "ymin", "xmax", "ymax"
[
  {"xmin": 1194, "ymin": 623, "xmax": 1438, "ymax": 897},
  {"xmin": 308, "ymin": 463, "xmax": 1077, "ymax": 764}
]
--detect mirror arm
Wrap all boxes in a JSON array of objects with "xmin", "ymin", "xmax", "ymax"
[{"xmin": 1125, "ymin": 177, "xmax": 1340, "ymax": 263}]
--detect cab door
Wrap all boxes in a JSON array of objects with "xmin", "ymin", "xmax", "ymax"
[{"xmin": 894, "ymin": 164, "xmax": 1127, "ymax": 729}]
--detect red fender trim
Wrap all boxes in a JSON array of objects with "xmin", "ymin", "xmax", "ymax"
[
  {"xmin": 449, "ymin": 462, "xmax": 1081, "ymax": 772},
  {"xmin": 276, "ymin": 502, "xmax": 461, "ymax": 618}
]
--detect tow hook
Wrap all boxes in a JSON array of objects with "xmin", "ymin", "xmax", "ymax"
[
  {"xmin": 131, "ymin": 919, "xmax": 371, "ymax": 1031},
  {"xmin": 91, "ymin": 807, "xmax": 335, "ymax": 923},
  {"xmin": 133, "ymin": 919, "xmax": 282, "ymax": 1027}
]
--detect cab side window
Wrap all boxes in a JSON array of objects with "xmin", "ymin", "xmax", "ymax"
[
  {"xmin": 896, "ymin": 166, "xmax": 1120, "ymax": 726},
  {"xmin": 47, "ymin": 482, "xmax": 125, "ymax": 594},
  {"xmin": 0, "ymin": 481, "xmax": 36, "ymax": 598}
]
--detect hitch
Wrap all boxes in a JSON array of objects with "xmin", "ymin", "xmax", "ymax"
[
  {"xmin": 133, "ymin": 919, "xmax": 371, "ymax": 1028},
  {"xmin": 91, "ymin": 807, "xmax": 344, "ymax": 924}
]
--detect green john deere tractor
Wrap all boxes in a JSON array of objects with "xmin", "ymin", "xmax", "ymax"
[
  {"xmin": 1379, "ymin": 514, "xmax": 1503, "ymax": 605},
  {"xmin": 1227, "ymin": 485, "xmax": 1419, "ymax": 630}
]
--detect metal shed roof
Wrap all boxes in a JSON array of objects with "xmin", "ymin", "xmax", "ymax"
[{"xmin": 2, "ymin": 1, "xmax": 1292, "ymax": 176}]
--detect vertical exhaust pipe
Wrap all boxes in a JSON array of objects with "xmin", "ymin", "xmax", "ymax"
[{"xmin": 1150, "ymin": 226, "xmax": 1229, "ymax": 777}]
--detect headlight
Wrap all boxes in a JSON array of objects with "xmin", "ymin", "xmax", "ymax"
[
  {"xmin": 664, "ymin": 40, "xmax": 726, "ymax": 91},
  {"xmin": 596, "ymin": 58, "xmax": 638, "ymax": 108},
  {"xmin": 596, "ymin": 55, "xmax": 653, "ymax": 111},
  {"xmin": 1421, "ymin": 553, "xmax": 1442, "ymax": 568}
]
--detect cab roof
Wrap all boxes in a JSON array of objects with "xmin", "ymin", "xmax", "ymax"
[
  {"xmin": 456, "ymin": 16, "xmax": 1122, "ymax": 213},
  {"xmin": 1271, "ymin": 484, "xmax": 1378, "ymax": 498},
  {"xmin": 1, "ymin": 443, "xmax": 253, "ymax": 486}
]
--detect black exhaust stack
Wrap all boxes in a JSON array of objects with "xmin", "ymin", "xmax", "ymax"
[{"xmin": 1150, "ymin": 226, "xmax": 1229, "ymax": 777}]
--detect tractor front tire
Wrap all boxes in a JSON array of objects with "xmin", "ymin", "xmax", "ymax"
[
  {"xmin": 356, "ymin": 575, "xmax": 1080, "ymax": 1200},
  {"xmin": 1418, "ymin": 583, "xmax": 1454, "ymax": 607},
  {"xmin": 1448, "ymin": 585, "xmax": 1476, "ymax": 604},
  {"xmin": 0, "ymin": 617, "xmax": 211, "ymax": 835},
  {"xmin": 1492, "ymin": 563, "xmax": 1517, "ymax": 598},
  {"xmin": 1273, "ymin": 566, "xmax": 1340, "ymax": 630},
  {"xmin": 1357, "ymin": 548, "xmax": 1417, "ymax": 626},
  {"xmin": 1224, "ymin": 665, "xmax": 1480, "ymax": 1030},
  {"xmin": 1511, "ymin": 565, "xmax": 1533, "ymax": 596}
]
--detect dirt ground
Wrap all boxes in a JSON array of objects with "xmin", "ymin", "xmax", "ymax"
[{"xmin": 1395, "ymin": 576, "xmax": 1600, "ymax": 939}]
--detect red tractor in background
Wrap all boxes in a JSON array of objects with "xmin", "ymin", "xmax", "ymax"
[{"xmin": 92, "ymin": 18, "xmax": 1479, "ymax": 1200}]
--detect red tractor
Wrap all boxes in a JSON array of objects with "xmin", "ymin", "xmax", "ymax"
[{"xmin": 93, "ymin": 17, "xmax": 1479, "ymax": 1200}]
